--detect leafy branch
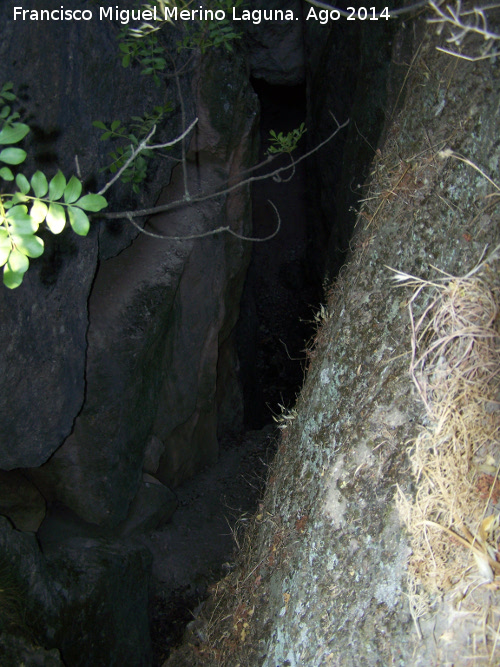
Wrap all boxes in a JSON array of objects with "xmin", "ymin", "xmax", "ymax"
[
  {"xmin": 122, "ymin": 0, "xmax": 244, "ymax": 64},
  {"xmin": 266, "ymin": 122, "xmax": 307, "ymax": 182},
  {"xmin": 97, "ymin": 116, "xmax": 199, "ymax": 197},
  {"xmin": 0, "ymin": 85, "xmax": 107, "ymax": 288}
]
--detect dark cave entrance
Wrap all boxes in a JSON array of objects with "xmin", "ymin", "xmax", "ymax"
[{"xmin": 237, "ymin": 79, "xmax": 322, "ymax": 430}]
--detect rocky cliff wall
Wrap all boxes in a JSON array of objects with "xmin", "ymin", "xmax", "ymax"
[
  {"xmin": 0, "ymin": 2, "xmax": 258, "ymax": 661},
  {"xmin": 0, "ymin": 0, "xmax": 258, "ymax": 527}
]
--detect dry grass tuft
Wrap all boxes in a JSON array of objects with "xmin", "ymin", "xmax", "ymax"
[{"xmin": 394, "ymin": 245, "xmax": 500, "ymax": 661}]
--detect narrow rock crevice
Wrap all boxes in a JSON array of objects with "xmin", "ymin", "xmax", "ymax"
[{"xmin": 237, "ymin": 79, "xmax": 321, "ymax": 429}]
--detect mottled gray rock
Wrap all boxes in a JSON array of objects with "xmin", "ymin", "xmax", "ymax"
[
  {"xmin": 117, "ymin": 473, "xmax": 177, "ymax": 537},
  {"xmin": 0, "ymin": 516, "xmax": 152, "ymax": 666},
  {"xmin": 0, "ymin": 470, "xmax": 46, "ymax": 532},
  {"xmin": 245, "ymin": 0, "xmax": 305, "ymax": 85},
  {"xmin": 164, "ymin": 16, "xmax": 500, "ymax": 667}
]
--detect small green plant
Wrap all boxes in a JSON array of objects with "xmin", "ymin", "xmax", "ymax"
[
  {"xmin": 0, "ymin": 82, "xmax": 21, "ymax": 132},
  {"xmin": 267, "ymin": 123, "xmax": 307, "ymax": 155},
  {"xmin": 125, "ymin": 0, "xmax": 244, "ymax": 56},
  {"xmin": 118, "ymin": 29, "xmax": 167, "ymax": 86},
  {"xmin": 0, "ymin": 84, "xmax": 107, "ymax": 288},
  {"xmin": 177, "ymin": 0, "xmax": 244, "ymax": 54},
  {"xmin": 93, "ymin": 103, "xmax": 172, "ymax": 192}
]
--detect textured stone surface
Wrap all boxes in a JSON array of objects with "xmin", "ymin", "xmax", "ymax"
[
  {"xmin": 117, "ymin": 473, "xmax": 178, "ymax": 537},
  {"xmin": 164, "ymin": 17, "xmax": 500, "ymax": 667},
  {"xmin": 245, "ymin": 0, "xmax": 305, "ymax": 85},
  {"xmin": 0, "ymin": 0, "xmax": 166, "ymax": 469},
  {"xmin": 28, "ymin": 49, "xmax": 258, "ymax": 526},
  {"xmin": 0, "ymin": 470, "xmax": 46, "ymax": 532},
  {"xmin": 0, "ymin": 516, "xmax": 152, "ymax": 666}
]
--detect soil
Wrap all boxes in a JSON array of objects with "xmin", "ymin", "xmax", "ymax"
[{"xmin": 144, "ymin": 425, "xmax": 278, "ymax": 666}]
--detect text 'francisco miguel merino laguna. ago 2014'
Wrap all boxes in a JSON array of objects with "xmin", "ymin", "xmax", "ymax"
[{"xmin": 13, "ymin": 5, "xmax": 392, "ymax": 25}]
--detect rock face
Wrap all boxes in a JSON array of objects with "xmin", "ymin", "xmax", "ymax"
[
  {"xmin": 304, "ymin": 2, "xmax": 402, "ymax": 278},
  {"xmin": 0, "ymin": 1, "xmax": 258, "ymax": 526},
  {"xmin": 0, "ymin": 2, "xmax": 258, "ymax": 661},
  {"xmin": 0, "ymin": 0, "xmax": 165, "ymax": 470},
  {"xmin": 0, "ymin": 517, "xmax": 152, "ymax": 666},
  {"xmin": 30, "ymin": 50, "xmax": 258, "ymax": 526},
  {"xmin": 0, "ymin": 471, "xmax": 46, "ymax": 532},
  {"xmin": 164, "ymin": 15, "xmax": 500, "ymax": 667},
  {"xmin": 245, "ymin": 0, "xmax": 305, "ymax": 85}
]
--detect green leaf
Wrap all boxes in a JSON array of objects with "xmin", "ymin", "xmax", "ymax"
[
  {"xmin": 92, "ymin": 120, "xmax": 107, "ymax": 130},
  {"xmin": 0, "ymin": 147, "xmax": 27, "ymax": 165},
  {"xmin": 48, "ymin": 171, "xmax": 66, "ymax": 200},
  {"xmin": 3, "ymin": 264, "xmax": 25, "ymax": 289},
  {"xmin": 0, "ymin": 166, "xmax": 14, "ymax": 181},
  {"xmin": 0, "ymin": 123, "xmax": 30, "ymax": 145},
  {"xmin": 75, "ymin": 194, "xmax": 108, "ymax": 212},
  {"xmin": 15, "ymin": 173, "xmax": 30, "ymax": 194},
  {"xmin": 68, "ymin": 206, "xmax": 90, "ymax": 236},
  {"xmin": 6, "ymin": 205, "xmax": 34, "ymax": 228},
  {"xmin": 12, "ymin": 233, "xmax": 44, "ymax": 258},
  {"xmin": 46, "ymin": 202, "xmax": 66, "ymax": 234},
  {"xmin": 30, "ymin": 199, "xmax": 48, "ymax": 224},
  {"xmin": 111, "ymin": 120, "xmax": 121, "ymax": 131},
  {"xmin": 7, "ymin": 247, "xmax": 29, "ymax": 273},
  {"xmin": 31, "ymin": 171, "xmax": 48, "ymax": 198},
  {"xmin": 0, "ymin": 238, "xmax": 11, "ymax": 266},
  {"xmin": 63, "ymin": 175, "xmax": 82, "ymax": 204},
  {"xmin": 11, "ymin": 192, "xmax": 28, "ymax": 205}
]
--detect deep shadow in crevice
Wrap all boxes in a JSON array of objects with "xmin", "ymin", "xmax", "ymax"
[{"xmin": 237, "ymin": 80, "xmax": 322, "ymax": 429}]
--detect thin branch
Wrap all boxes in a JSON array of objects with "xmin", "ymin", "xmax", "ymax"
[
  {"xmin": 435, "ymin": 46, "xmax": 500, "ymax": 60},
  {"xmin": 428, "ymin": 0, "xmax": 500, "ymax": 60},
  {"xmin": 103, "ymin": 115, "xmax": 349, "ymax": 220},
  {"xmin": 147, "ymin": 117, "xmax": 199, "ymax": 151},
  {"xmin": 175, "ymin": 59, "xmax": 191, "ymax": 201},
  {"xmin": 124, "ymin": 199, "xmax": 281, "ymax": 242},
  {"xmin": 97, "ymin": 118, "xmax": 198, "ymax": 196},
  {"xmin": 98, "ymin": 124, "xmax": 157, "ymax": 196}
]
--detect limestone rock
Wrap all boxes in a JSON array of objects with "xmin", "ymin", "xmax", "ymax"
[
  {"xmin": 30, "ymin": 50, "xmax": 259, "ymax": 526},
  {"xmin": 143, "ymin": 435, "xmax": 165, "ymax": 475},
  {"xmin": 0, "ymin": 635, "xmax": 64, "ymax": 667}
]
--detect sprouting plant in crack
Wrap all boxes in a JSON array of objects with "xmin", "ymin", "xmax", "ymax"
[{"xmin": 267, "ymin": 123, "xmax": 307, "ymax": 182}]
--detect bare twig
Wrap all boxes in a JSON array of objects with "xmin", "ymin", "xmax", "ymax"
[
  {"xmin": 124, "ymin": 200, "xmax": 281, "ymax": 242},
  {"xmin": 428, "ymin": 0, "xmax": 500, "ymax": 59},
  {"xmin": 103, "ymin": 115, "xmax": 349, "ymax": 220},
  {"xmin": 97, "ymin": 118, "xmax": 198, "ymax": 196}
]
